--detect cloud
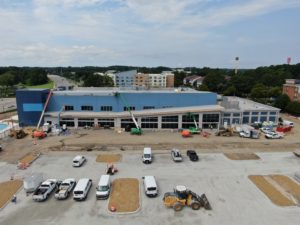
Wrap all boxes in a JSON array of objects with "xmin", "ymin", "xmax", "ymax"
[{"xmin": 0, "ymin": 0, "xmax": 300, "ymax": 67}]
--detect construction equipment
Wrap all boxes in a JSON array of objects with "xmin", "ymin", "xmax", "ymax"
[
  {"xmin": 10, "ymin": 129, "xmax": 27, "ymax": 139},
  {"xmin": 32, "ymin": 130, "xmax": 47, "ymax": 139},
  {"xmin": 181, "ymin": 129, "xmax": 192, "ymax": 138},
  {"xmin": 186, "ymin": 113, "xmax": 200, "ymax": 134},
  {"xmin": 216, "ymin": 127, "xmax": 234, "ymax": 137},
  {"xmin": 33, "ymin": 90, "xmax": 53, "ymax": 139},
  {"xmin": 114, "ymin": 92, "xmax": 142, "ymax": 135},
  {"xmin": 106, "ymin": 163, "xmax": 118, "ymax": 175},
  {"xmin": 163, "ymin": 185, "xmax": 211, "ymax": 211}
]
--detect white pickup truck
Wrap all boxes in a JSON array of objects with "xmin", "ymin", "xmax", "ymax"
[
  {"xmin": 32, "ymin": 179, "xmax": 58, "ymax": 202},
  {"xmin": 55, "ymin": 178, "xmax": 76, "ymax": 200}
]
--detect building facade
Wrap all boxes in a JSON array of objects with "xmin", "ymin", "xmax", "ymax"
[
  {"xmin": 282, "ymin": 79, "xmax": 300, "ymax": 102},
  {"xmin": 16, "ymin": 88, "xmax": 280, "ymax": 130}
]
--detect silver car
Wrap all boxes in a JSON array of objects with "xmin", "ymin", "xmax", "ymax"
[{"xmin": 171, "ymin": 149, "xmax": 183, "ymax": 162}]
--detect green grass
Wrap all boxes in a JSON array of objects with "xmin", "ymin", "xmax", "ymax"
[{"xmin": 26, "ymin": 81, "xmax": 54, "ymax": 89}]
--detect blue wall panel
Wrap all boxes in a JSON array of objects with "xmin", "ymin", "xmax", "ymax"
[
  {"xmin": 47, "ymin": 92, "xmax": 217, "ymax": 112},
  {"xmin": 23, "ymin": 103, "xmax": 43, "ymax": 112},
  {"xmin": 16, "ymin": 89, "xmax": 50, "ymax": 126}
]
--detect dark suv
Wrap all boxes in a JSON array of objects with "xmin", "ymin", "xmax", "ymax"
[{"xmin": 187, "ymin": 150, "xmax": 199, "ymax": 161}]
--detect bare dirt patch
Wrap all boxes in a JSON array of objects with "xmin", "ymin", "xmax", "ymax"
[
  {"xmin": 270, "ymin": 175, "xmax": 300, "ymax": 204},
  {"xmin": 249, "ymin": 175, "xmax": 295, "ymax": 206},
  {"xmin": 108, "ymin": 178, "xmax": 139, "ymax": 213},
  {"xmin": 0, "ymin": 180, "xmax": 23, "ymax": 209},
  {"xmin": 96, "ymin": 154, "xmax": 122, "ymax": 163},
  {"xmin": 224, "ymin": 153, "xmax": 260, "ymax": 160},
  {"xmin": 19, "ymin": 152, "xmax": 40, "ymax": 164}
]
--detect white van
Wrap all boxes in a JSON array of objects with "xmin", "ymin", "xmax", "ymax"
[
  {"xmin": 73, "ymin": 178, "xmax": 92, "ymax": 200},
  {"xmin": 96, "ymin": 175, "xmax": 111, "ymax": 199},
  {"xmin": 283, "ymin": 120, "xmax": 294, "ymax": 127},
  {"xmin": 142, "ymin": 176, "xmax": 158, "ymax": 197},
  {"xmin": 72, "ymin": 155, "xmax": 86, "ymax": 167},
  {"xmin": 142, "ymin": 147, "xmax": 152, "ymax": 164}
]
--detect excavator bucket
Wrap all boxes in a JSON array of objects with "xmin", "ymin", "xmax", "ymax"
[{"xmin": 200, "ymin": 194, "xmax": 212, "ymax": 210}]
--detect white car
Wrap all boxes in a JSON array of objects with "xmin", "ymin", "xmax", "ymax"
[
  {"xmin": 55, "ymin": 178, "xmax": 76, "ymax": 200},
  {"xmin": 32, "ymin": 179, "xmax": 58, "ymax": 202},
  {"xmin": 260, "ymin": 127, "xmax": 273, "ymax": 134},
  {"xmin": 171, "ymin": 149, "xmax": 183, "ymax": 162},
  {"xmin": 72, "ymin": 155, "xmax": 86, "ymax": 167},
  {"xmin": 265, "ymin": 132, "xmax": 283, "ymax": 139}
]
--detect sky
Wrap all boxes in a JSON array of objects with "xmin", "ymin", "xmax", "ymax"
[{"xmin": 0, "ymin": 0, "xmax": 300, "ymax": 68}]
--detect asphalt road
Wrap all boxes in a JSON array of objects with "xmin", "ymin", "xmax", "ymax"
[{"xmin": 47, "ymin": 74, "xmax": 77, "ymax": 89}]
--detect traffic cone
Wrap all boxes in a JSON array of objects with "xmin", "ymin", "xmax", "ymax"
[{"xmin": 110, "ymin": 205, "xmax": 116, "ymax": 212}]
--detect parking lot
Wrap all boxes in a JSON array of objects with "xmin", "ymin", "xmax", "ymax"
[{"xmin": 0, "ymin": 151, "xmax": 299, "ymax": 225}]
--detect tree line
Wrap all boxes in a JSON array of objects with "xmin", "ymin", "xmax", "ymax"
[
  {"xmin": 1, "ymin": 64, "xmax": 300, "ymax": 115},
  {"xmin": 0, "ymin": 67, "xmax": 48, "ymax": 97}
]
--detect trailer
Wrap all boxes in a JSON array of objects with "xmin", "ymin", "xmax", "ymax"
[{"xmin": 23, "ymin": 173, "xmax": 43, "ymax": 193}]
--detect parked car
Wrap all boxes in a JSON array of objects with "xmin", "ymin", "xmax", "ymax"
[
  {"xmin": 55, "ymin": 178, "xmax": 76, "ymax": 200},
  {"xmin": 72, "ymin": 155, "xmax": 86, "ymax": 167},
  {"xmin": 260, "ymin": 127, "xmax": 273, "ymax": 134},
  {"xmin": 96, "ymin": 175, "xmax": 111, "ymax": 200},
  {"xmin": 73, "ymin": 178, "xmax": 92, "ymax": 201},
  {"xmin": 32, "ymin": 179, "xmax": 59, "ymax": 202},
  {"xmin": 186, "ymin": 150, "xmax": 199, "ymax": 161},
  {"xmin": 265, "ymin": 132, "xmax": 284, "ymax": 139},
  {"xmin": 142, "ymin": 176, "xmax": 158, "ymax": 197},
  {"xmin": 171, "ymin": 149, "xmax": 183, "ymax": 162},
  {"xmin": 239, "ymin": 130, "xmax": 260, "ymax": 139}
]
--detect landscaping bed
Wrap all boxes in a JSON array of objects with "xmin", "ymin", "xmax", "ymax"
[
  {"xmin": 224, "ymin": 153, "xmax": 260, "ymax": 160},
  {"xmin": 96, "ymin": 154, "xmax": 121, "ymax": 163},
  {"xmin": 249, "ymin": 175, "xmax": 299, "ymax": 206},
  {"xmin": 108, "ymin": 178, "xmax": 139, "ymax": 213},
  {"xmin": 0, "ymin": 180, "xmax": 23, "ymax": 209}
]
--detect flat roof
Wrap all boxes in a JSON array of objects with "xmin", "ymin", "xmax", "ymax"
[
  {"xmin": 53, "ymin": 87, "xmax": 212, "ymax": 95},
  {"xmin": 222, "ymin": 96, "xmax": 280, "ymax": 111},
  {"xmin": 45, "ymin": 105, "xmax": 224, "ymax": 118}
]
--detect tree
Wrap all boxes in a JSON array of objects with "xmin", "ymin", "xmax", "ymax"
[
  {"xmin": 197, "ymin": 84, "xmax": 209, "ymax": 91},
  {"xmin": 274, "ymin": 94, "xmax": 290, "ymax": 110},
  {"xmin": 286, "ymin": 101, "xmax": 300, "ymax": 116},
  {"xmin": 223, "ymin": 85, "xmax": 237, "ymax": 96},
  {"xmin": 249, "ymin": 83, "xmax": 268, "ymax": 100},
  {"xmin": 202, "ymin": 72, "xmax": 226, "ymax": 93},
  {"xmin": 174, "ymin": 72, "xmax": 186, "ymax": 87}
]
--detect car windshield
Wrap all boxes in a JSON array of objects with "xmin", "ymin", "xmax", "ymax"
[
  {"xmin": 73, "ymin": 160, "xmax": 78, "ymax": 163},
  {"xmin": 60, "ymin": 183, "xmax": 69, "ymax": 190},
  {"xmin": 97, "ymin": 186, "xmax": 108, "ymax": 191},
  {"xmin": 144, "ymin": 154, "xmax": 151, "ymax": 158},
  {"xmin": 74, "ymin": 191, "xmax": 83, "ymax": 195},
  {"xmin": 147, "ymin": 187, "xmax": 156, "ymax": 191}
]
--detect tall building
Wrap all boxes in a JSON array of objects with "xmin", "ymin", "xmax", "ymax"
[
  {"xmin": 115, "ymin": 70, "xmax": 137, "ymax": 87},
  {"xmin": 133, "ymin": 72, "xmax": 174, "ymax": 88},
  {"xmin": 282, "ymin": 79, "xmax": 300, "ymax": 102},
  {"xmin": 134, "ymin": 73, "xmax": 150, "ymax": 88}
]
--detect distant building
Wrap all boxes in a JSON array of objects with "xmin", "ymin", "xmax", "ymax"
[
  {"xmin": 115, "ymin": 70, "xmax": 137, "ymax": 87},
  {"xmin": 133, "ymin": 71, "xmax": 174, "ymax": 88},
  {"xmin": 282, "ymin": 79, "xmax": 300, "ymax": 102},
  {"xmin": 134, "ymin": 73, "xmax": 150, "ymax": 88},
  {"xmin": 183, "ymin": 75, "xmax": 204, "ymax": 87}
]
